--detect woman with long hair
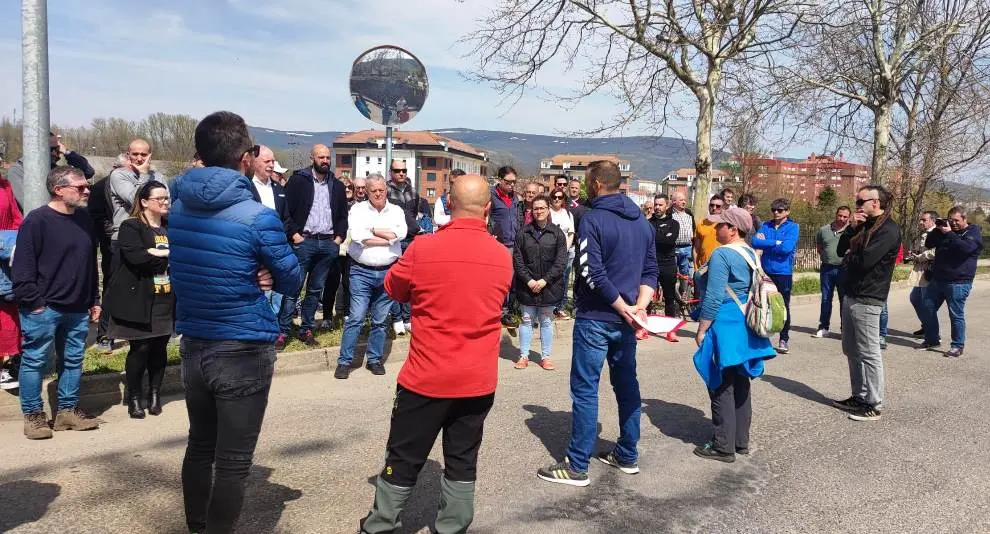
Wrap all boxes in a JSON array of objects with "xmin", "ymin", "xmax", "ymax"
[
  {"xmin": 0, "ymin": 170, "xmax": 23, "ymax": 389},
  {"xmin": 103, "ymin": 180, "xmax": 174, "ymax": 418}
]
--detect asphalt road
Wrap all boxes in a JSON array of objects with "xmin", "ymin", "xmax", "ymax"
[{"xmin": 1, "ymin": 283, "xmax": 989, "ymax": 534}]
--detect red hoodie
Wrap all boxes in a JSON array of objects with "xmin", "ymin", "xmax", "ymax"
[{"xmin": 385, "ymin": 218, "xmax": 512, "ymax": 398}]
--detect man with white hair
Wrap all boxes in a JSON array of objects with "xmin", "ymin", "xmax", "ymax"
[
  {"xmin": 670, "ymin": 191, "xmax": 695, "ymax": 292},
  {"xmin": 335, "ymin": 174, "xmax": 407, "ymax": 379},
  {"xmin": 252, "ymin": 145, "xmax": 291, "ymax": 317}
]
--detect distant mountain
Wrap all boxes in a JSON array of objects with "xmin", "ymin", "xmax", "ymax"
[
  {"xmin": 248, "ymin": 126, "xmax": 726, "ymax": 179},
  {"xmin": 942, "ymin": 180, "xmax": 990, "ymax": 203}
]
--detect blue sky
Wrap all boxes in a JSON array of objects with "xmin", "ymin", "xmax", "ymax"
[{"xmin": 0, "ymin": 0, "xmax": 813, "ymax": 158}]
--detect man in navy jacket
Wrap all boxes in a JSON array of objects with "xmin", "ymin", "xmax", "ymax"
[
  {"xmin": 169, "ymin": 111, "xmax": 302, "ymax": 534},
  {"xmin": 537, "ymin": 160, "xmax": 657, "ymax": 487},
  {"xmin": 752, "ymin": 197, "xmax": 799, "ymax": 354},
  {"xmin": 923, "ymin": 206, "xmax": 984, "ymax": 357}
]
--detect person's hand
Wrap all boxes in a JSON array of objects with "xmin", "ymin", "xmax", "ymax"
[
  {"xmin": 527, "ymin": 280, "xmax": 540, "ymax": 293},
  {"xmin": 536, "ymin": 279, "xmax": 547, "ymax": 291},
  {"xmin": 31, "ymin": 306, "xmax": 45, "ymax": 314},
  {"xmin": 257, "ymin": 267, "xmax": 273, "ymax": 291},
  {"xmin": 292, "ymin": 233, "xmax": 304, "ymax": 245},
  {"xmin": 756, "ymin": 233, "xmax": 765, "ymax": 240},
  {"xmin": 135, "ymin": 157, "xmax": 152, "ymax": 175},
  {"xmin": 622, "ymin": 305, "xmax": 647, "ymax": 329},
  {"xmin": 939, "ymin": 222, "xmax": 951, "ymax": 233},
  {"xmin": 89, "ymin": 305, "xmax": 101, "ymax": 323},
  {"xmin": 852, "ymin": 211, "xmax": 867, "ymax": 225},
  {"xmin": 695, "ymin": 328, "xmax": 706, "ymax": 347},
  {"xmin": 57, "ymin": 141, "xmax": 68, "ymax": 156}
]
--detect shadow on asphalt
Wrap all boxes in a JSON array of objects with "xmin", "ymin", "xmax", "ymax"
[
  {"xmin": 640, "ymin": 398, "xmax": 709, "ymax": 446},
  {"xmin": 364, "ymin": 459, "xmax": 443, "ymax": 534},
  {"xmin": 522, "ymin": 404, "xmax": 603, "ymax": 460},
  {"xmin": 759, "ymin": 374, "xmax": 833, "ymax": 407},
  {"xmin": 0, "ymin": 480, "xmax": 61, "ymax": 532},
  {"xmin": 499, "ymin": 333, "xmax": 519, "ymax": 363},
  {"xmin": 240, "ymin": 465, "xmax": 304, "ymax": 532}
]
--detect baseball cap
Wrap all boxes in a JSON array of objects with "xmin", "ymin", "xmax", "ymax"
[
  {"xmin": 707, "ymin": 206, "xmax": 754, "ymax": 234},
  {"xmin": 273, "ymin": 161, "xmax": 288, "ymax": 174}
]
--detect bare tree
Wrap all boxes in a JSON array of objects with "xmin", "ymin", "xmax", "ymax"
[
  {"xmin": 768, "ymin": 0, "xmax": 961, "ymax": 184},
  {"xmin": 464, "ymin": 0, "xmax": 807, "ymax": 216},
  {"xmin": 718, "ymin": 111, "xmax": 767, "ymax": 194}
]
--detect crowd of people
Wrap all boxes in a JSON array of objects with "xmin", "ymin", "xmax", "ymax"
[{"xmin": 0, "ymin": 113, "xmax": 984, "ymax": 532}]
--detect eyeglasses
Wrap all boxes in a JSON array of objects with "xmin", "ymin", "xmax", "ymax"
[
  {"xmin": 709, "ymin": 203, "xmax": 723, "ymax": 209},
  {"xmin": 58, "ymin": 184, "xmax": 90, "ymax": 193},
  {"xmin": 772, "ymin": 208, "xmax": 788, "ymax": 213},
  {"xmin": 390, "ymin": 168, "xmax": 408, "ymax": 174},
  {"xmin": 355, "ymin": 186, "xmax": 367, "ymax": 190},
  {"xmin": 855, "ymin": 197, "xmax": 877, "ymax": 207},
  {"xmin": 147, "ymin": 196, "xmax": 170, "ymax": 204}
]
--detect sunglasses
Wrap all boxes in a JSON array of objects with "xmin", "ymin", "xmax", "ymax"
[
  {"xmin": 391, "ymin": 168, "xmax": 408, "ymax": 174},
  {"xmin": 773, "ymin": 208, "xmax": 788, "ymax": 213},
  {"xmin": 345, "ymin": 186, "xmax": 354, "ymax": 191},
  {"xmin": 552, "ymin": 195, "xmax": 565, "ymax": 200},
  {"xmin": 709, "ymin": 203, "xmax": 723, "ymax": 209},
  {"xmin": 855, "ymin": 197, "xmax": 876, "ymax": 207},
  {"xmin": 59, "ymin": 184, "xmax": 90, "ymax": 193}
]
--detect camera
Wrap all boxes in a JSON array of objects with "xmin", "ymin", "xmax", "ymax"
[{"xmin": 936, "ymin": 218, "xmax": 949, "ymax": 227}]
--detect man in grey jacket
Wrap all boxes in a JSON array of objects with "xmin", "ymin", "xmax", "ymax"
[{"xmin": 106, "ymin": 139, "xmax": 167, "ymax": 241}]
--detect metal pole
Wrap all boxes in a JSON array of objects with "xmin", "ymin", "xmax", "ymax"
[
  {"xmin": 22, "ymin": 0, "xmax": 50, "ymax": 212},
  {"xmin": 385, "ymin": 125, "xmax": 393, "ymax": 176}
]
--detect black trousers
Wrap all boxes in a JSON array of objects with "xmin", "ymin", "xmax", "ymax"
[
  {"xmin": 180, "ymin": 338, "xmax": 275, "ymax": 534},
  {"xmin": 382, "ymin": 385, "xmax": 495, "ymax": 487},
  {"xmin": 658, "ymin": 261, "xmax": 679, "ymax": 317},
  {"xmin": 324, "ymin": 256, "xmax": 351, "ymax": 320},
  {"xmin": 96, "ymin": 236, "xmax": 114, "ymax": 340},
  {"xmin": 709, "ymin": 367, "xmax": 752, "ymax": 454},
  {"xmin": 125, "ymin": 335, "xmax": 169, "ymax": 397}
]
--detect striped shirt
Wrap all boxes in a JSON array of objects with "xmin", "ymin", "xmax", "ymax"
[{"xmin": 304, "ymin": 173, "xmax": 334, "ymax": 235}]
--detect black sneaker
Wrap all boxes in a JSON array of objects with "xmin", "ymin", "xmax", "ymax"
[
  {"xmin": 912, "ymin": 328, "xmax": 925, "ymax": 337},
  {"xmin": 366, "ymin": 362, "xmax": 386, "ymax": 376},
  {"xmin": 693, "ymin": 442, "xmax": 735, "ymax": 463},
  {"xmin": 333, "ymin": 364, "xmax": 351, "ymax": 379},
  {"xmin": 596, "ymin": 451, "xmax": 640, "ymax": 474},
  {"xmin": 537, "ymin": 459, "xmax": 590, "ymax": 487},
  {"xmin": 919, "ymin": 341, "xmax": 940, "ymax": 350},
  {"xmin": 274, "ymin": 335, "xmax": 287, "ymax": 352},
  {"xmin": 847, "ymin": 404, "xmax": 882, "ymax": 422},
  {"xmin": 831, "ymin": 396, "xmax": 863, "ymax": 412},
  {"xmin": 735, "ymin": 447, "xmax": 750, "ymax": 455},
  {"xmin": 298, "ymin": 331, "xmax": 320, "ymax": 348}
]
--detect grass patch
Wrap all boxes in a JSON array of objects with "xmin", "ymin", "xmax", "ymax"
[{"xmin": 791, "ymin": 277, "xmax": 820, "ymax": 296}]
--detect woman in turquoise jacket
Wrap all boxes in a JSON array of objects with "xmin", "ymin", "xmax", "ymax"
[{"xmin": 693, "ymin": 207, "xmax": 777, "ymax": 463}]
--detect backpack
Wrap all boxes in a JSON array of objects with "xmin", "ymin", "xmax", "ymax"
[{"xmin": 722, "ymin": 243, "xmax": 787, "ymax": 338}]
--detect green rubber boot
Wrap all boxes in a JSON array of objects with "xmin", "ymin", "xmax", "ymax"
[
  {"xmin": 360, "ymin": 476, "xmax": 413, "ymax": 534},
  {"xmin": 433, "ymin": 477, "xmax": 476, "ymax": 534}
]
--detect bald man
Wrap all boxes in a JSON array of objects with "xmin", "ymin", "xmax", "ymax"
[
  {"xmin": 278, "ymin": 144, "xmax": 349, "ymax": 349},
  {"xmin": 670, "ymin": 191, "xmax": 695, "ymax": 292},
  {"xmin": 360, "ymin": 174, "xmax": 512, "ymax": 534},
  {"xmin": 107, "ymin": 139, "xmax": 167, "ymax": 241}
]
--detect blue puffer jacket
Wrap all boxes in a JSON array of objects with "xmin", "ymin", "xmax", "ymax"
[{"xmin": 168, "ymin": 167, "xmax": 302, "ymax": 342}]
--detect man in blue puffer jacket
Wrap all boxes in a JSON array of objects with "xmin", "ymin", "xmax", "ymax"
[
  {"xmin": 752, "ymin": 197, "xmax": 799, "ymax": 354},
  {"xmin": 168, "ymin": 111, "xmax": 302, "ymax": 534}
]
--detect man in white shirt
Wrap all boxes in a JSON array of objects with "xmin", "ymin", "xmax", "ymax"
[
  {"xmin": 434, "ymin": 169, "xmax": 465, "ymax": 229},
  {"xmin": 335, "ymin": 175, "xmax": 407, "ymax": 379},
  {"xmin": 250, "ymin": 145, "xmax": 290, "ymax": 316}
]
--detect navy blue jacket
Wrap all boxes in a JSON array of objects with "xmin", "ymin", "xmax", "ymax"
[
  {"xmin": 574, "ymin": 193, "xmax": 658, "ymax": 322},
  {"xmin": 927, "ymin": 223, "xmax": 983, "ymax": 283},
  {"xmin": 168, "ymin": 167, "xmax": 303, "ymax": 342},
  {"xmin": 283, "ymin": 168, "xmax": 349, "ymax": 241},
  {"xmin": 488, "ymin": 187, "xmax": 523, "ymax": 247}
]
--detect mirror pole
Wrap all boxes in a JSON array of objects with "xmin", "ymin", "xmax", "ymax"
[{"xmin": 385, "ymin": 125, "xmax": 393, "ymax": 176}]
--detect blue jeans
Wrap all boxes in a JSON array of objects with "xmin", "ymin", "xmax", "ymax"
[
  {"xmin": 337, "ymin": 264, "xmax": 394, "ymax": 366},
  {"xmin": 18, "ymin": 307, "xmax": 89, "ymax": 414},
  {"xmin": 924, "ymin": 280, "xmax": 972, "ymax": 349},
  {"xmin": 390, "ymin": 238, "xmax": 413, "ymax": 323},
  {"xmin": 818, "ymin": 264, "xmax": 845, "ymax": 330},
  {"xmin": 910, "ymin": 286, "xmax": 927, "ymax": 330},
  {"xmin": 267, "ymin": 291, "xmax": 283, "ymax": 317},
  {"xmin": 556, "ymin": 248, "xmax": 575, "ymax": 312},
  {"xmin": 519, "ymin": 305, "xmax": 554, "ymax": 360},
  {"xmin": 768, "ymin": 274, "xmax": 793, "ymax": 342},
  {"xmin": 279, "ymin": 238, "xmax": 339, "ymax": 335},
  {"xmin": 566, "ymin": 318, "xmax": 640, "ymax": 472},
  {"xmin": 674, "ymin": 245, "xmax": 692, "ymax": 277},
  {"xmin": 880, "ymin": 302, "xmax": 889, "ymax": 338}
]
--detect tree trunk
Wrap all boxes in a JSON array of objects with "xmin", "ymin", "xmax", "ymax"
[
  {"xmin": 871, "ymin": 102, "xmax": 894, "ymax": 185},
  {"xmin": 692, "ymin": 88, "xmax": 715, "ymax": 217}
]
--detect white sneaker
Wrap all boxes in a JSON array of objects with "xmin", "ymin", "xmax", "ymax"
[
  {"xmin": 403, "ymin": 321, "xmax": 412, "ymax": 333},
  {"xmin": 813, "ymin": 329, "xmax": 828, "ymax": 338},
  {"xmin": 0, "ymin": 369, "xmax": 18, "ymax": 390},
  {"xmin": 393, "ymin": 321, "xmax": 406, "ymax": 336}
]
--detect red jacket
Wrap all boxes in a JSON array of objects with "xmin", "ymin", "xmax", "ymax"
[{"xmin": 385, "ymin": 217, "xmax": 512, "ymax": 398}]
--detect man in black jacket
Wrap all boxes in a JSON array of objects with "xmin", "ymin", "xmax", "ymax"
[
  {"xmin": 834, "ymin": 185, "xmax": 901, "ymax": 422},
  {"xmin": 385, "ymin": 159, "xmax": 424, "ymax": 336},
  {"xmin": 6, "ymin": 132, "xmax": 95, "ymax": 208},
  {"xmin": 649, "ymin": 194, "xmax": 680, "ymax": 341},
  {"xmin": 278, "ymin": 144, "xmax": 348, "ymax": 349},
  {"xmin": 922, "ymin": 206, "xmax": 983, "ymax": 357}
]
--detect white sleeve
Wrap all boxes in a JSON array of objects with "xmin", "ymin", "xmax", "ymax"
[
  {"xmin": 433, "ymin": 198, "xmax": 450, "ymax": 227},
  {"xmin": 348, "ymin": 206, "xmax": 373, "ymax": 244}
]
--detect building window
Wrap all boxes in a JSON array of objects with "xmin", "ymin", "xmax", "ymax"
[
  {"xmin": 377, "ymin": 157, "xmax": 383, "ymax": 164},
  {"xmin": 365, "ymin": 157, "xmax": 370, "ymax": 164},
  {"xmin": 427, "ymin": 188, "xmax": 436, "ymax": 197},
  {"xmin": 342, "ymin": 155, "xmax": 353, "ymax": 165},
  {"xmin": 427, "ymin": 157, "xmax": 437, "ymax": 167},
  {"xmin": 427, "ymin": 172, "xmax": 437, "ymax": 182}
]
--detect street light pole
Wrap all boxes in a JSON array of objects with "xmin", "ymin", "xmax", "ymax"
[{"xmin": 22, "ymin": 0, "xmax": 50, "ymax": 212}]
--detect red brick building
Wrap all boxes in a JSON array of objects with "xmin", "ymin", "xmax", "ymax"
[
  {"xmin": 333, "ymin": 130, "xmax": 489, "ymax": 203},
  {"xmin": 741, "ymin": 153, "xmax": 871, "ymax": 204}
]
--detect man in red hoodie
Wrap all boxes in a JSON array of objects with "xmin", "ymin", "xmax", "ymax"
[{"xmin": 360, "ymin": 174, "xmax": 512, "ymax": 534}]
